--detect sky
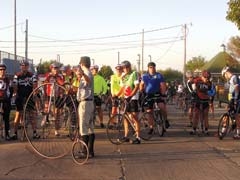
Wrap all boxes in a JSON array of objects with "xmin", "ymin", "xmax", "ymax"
[{"xmin": 0, "ymin": 0, "xmax": 239, "ymax": 71}]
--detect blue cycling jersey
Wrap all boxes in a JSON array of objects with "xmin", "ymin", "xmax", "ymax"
[{"xmin": 141, "ymin": 72, "xmax": 165, "ymax": 94}]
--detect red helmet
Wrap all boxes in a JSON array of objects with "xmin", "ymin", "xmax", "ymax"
[{"xmin": 201, "ymin": 70, "xmax": 211, "ymax": 78}]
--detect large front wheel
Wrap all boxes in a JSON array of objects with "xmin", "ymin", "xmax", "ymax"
[{"xmin": 23, "ymin": 83, "xmax": 78, "ymax": 159}]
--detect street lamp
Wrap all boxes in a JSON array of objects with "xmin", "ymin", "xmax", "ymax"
[
  {"xmin": 137, "ymin": 54, "xmax": 141, "ymax": 72},
  {"xmin": 148, "ymin": 55, "xmax": 152, "ymax": 62}
]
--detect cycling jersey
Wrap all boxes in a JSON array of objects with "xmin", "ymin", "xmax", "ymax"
[
  {"xmin": 0, "ymin": 77, "xmax": 10, "ymax": 100},
  {"xmin": 110, "ymin": 74, "xmax": 122, "ymax": 96},
  {"xmin": 45, "ymin": 73, "xmax": 64, "ymax": 97},
  {"xmin": 13, "ymin": 71, "xmax": 37, "ymax": 97},
  {"xmin": 193, "ymin": 77, "xmax": 211, "ymax": 100},
  {"xmin": 121, "ymin": 71, "xmax": 139, "ymax": 99},
  {"xmin": 93, "ymin": 74, "xmax": 108, "ymax": 96},
  {"xmin": 141, "ymin": 72, "xmax": 165, "ymax": 94}
]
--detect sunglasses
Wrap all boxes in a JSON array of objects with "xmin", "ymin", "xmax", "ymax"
[{"xmin": 0, "ymin": 69, "xmax": 5, "ymax": 71}]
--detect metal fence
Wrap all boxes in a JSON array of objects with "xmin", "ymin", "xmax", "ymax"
[{"xmin": 0, "ymin": 50, "xmax": 34, "ymax": 77}]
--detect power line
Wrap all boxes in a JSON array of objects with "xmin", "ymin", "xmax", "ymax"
[{"xmin": 0, "ymin": 22, "xmax": 25, "ymax": 31}]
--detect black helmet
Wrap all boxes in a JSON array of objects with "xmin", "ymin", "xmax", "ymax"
[
  {"xmin": 0, "ymin": 63, "xmax": 7, "ymax": 70},
  {"xmin": 121, "ymin": 60, "xmax": 131, "ymax": 68},
  {"xmin": 147, "ymin": 62, "xmax": 156, "ymax": 67},
  {"xmin": 20, "ymin": 60, "xmax": 29, "ymax": 66}
]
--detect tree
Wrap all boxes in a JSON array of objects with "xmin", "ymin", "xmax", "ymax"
[
  {"xmin": 160, "ymin": 68, "xmax": 183, "ymax": 82},
  {"xmin": 185, "ymin": 56, "xmax": 207, "ymax": 72},
  {"xmin": 226, "ymin": 0, "xmax": 240, "ymax": 30},
  {"xmin": 37, "ymin": 60, "xmax": 63, "ymax": 74},
  {"xmin": 98, "ymin": 65, "xmax": 113, "ymax": 80},
  {"xmin": 227, "ymin": 36, "xmax": 240, "ymax": 58}
]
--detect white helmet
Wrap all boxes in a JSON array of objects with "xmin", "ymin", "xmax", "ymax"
[{"xmin": 221, "ymin": 66, "xmax": 229, "ymax": 77}]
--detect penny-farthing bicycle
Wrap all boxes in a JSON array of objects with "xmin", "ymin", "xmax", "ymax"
[{"xmin": 23, "ymin": 82, "xmax": 88, "ymax": 164}]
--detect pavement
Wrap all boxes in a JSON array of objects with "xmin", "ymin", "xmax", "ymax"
[{"xmin": 1, "ymin": 102, "xmax": 240, "ymax": 180}]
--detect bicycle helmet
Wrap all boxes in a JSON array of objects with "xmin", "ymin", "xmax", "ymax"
[
  {"xmin": 0, "ymin": 63, "xmax": 7, "ymax": 70},
  {"xmin": 201, "ymin": 70, "xmax": 211, "ymax": 79},
  {"xmin": 20, "ymin": 60, "xmax": 29, "ymax": 66},
  {"xmin": 121, "ymin": 60, "xmax": 131, "ymax": 68},
  {"xmin": 221, "ymin": 66, "xmax": 230, "ymax": 77},
  {"xmin": 115, "ymin": 64, "xmax": 122, "ymax": 70},
  {"xmin": 90, "ymin": 65, "xmax": 99, "ymax": 70},
  {"xmin": 147, "ymin": 62, "xmax": 156, "ymax": 67},
  {"xmin": 50, "ymin": 62, "xmax": 60, "ymax": 69}
]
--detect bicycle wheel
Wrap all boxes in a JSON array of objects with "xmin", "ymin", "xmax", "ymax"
[
  {"xmin": 138, "ymin": 112, "xmax": 154, "ymax": 140},
  {"xmin": 155, "ymin": 110, "xmax": 165, "ymax": 137},
  {"xmin": 72, "ymin": 139, "xmax": 89, "ymax": 165},
  {"xmin": 23, "ymin": 83, "xmax": 78, "ymax": 159},
  {"xmin": 106, "ymin": 114, "xmax": 125, "ymax": 145},
  {"xmin": 217, "ymin": 113, "xmax": 230, "ymax": 140}
]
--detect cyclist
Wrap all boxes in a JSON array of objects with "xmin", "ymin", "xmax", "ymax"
[
  {"xmin": 221, "ymin": 66, "xmax": 240, "ymax": 139},
  {"xmin": 0, "ymin": 63, "xmax": 12, "ymax": 140},
  {"xmin": 11, "ymin": 60, "xmax": 39, "ymax": 140},
  {"xmin": 42, "ymin": 62, "xmax": 65, "ymax": 136},
  {"xmin": 190, "ymin": 70, "xmax": 212, "ymax": 135},
  {"xmin": 185, "ymin": 70, "xmax": 195, "ymax": 127},
  {"xmin": 139, "ymin": 62, "xmax": 167, "ymax": 134},
  {"xmin": 116, "ymin": 60, "xmax": 141, "ymax": 144},
  {"xmin": 110, "ymin": 64, "xmax": 123, "ymax": 116},
  {"xmin": 90, "ymin": 65, "xmax": 108, "ymax": 128}
]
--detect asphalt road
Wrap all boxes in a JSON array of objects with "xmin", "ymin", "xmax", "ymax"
[{"xmin": 1, "ymin": 102, "xmax": 240, "ymax": 180}]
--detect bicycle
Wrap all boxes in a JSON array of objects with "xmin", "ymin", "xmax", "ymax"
[
  {"xmin": 139, "ymin": 94, "xmax": 167, "ymax": 138},
  {"xmin": 217, "ymin": 100, "xmax": 238, "ymax": 140},
  {"xmin": 106, "ymin": 98, "xmax": 151, "ymax": 145},
  {"xmin": 23, "ymin": 82, "xmax": 78, "ymax": 159}
]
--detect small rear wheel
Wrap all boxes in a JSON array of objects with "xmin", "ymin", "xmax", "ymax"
[
  {"xmin": 217, "ymin": 113, "xmax": 230, "ymax": 140},
  {"xmin": 71, "ymin": 140, "xmax": 89, "ymax": 165}
]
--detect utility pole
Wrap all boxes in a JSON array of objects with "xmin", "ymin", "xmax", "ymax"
[
  {"xmin": 14, "ymin": 0, "xmax": 17, "ymax": 72},
  {"xmin": 118, "ymin": 51, "xmax": 120, "ymax": 64},
  {"xmin": 183, "ymin": 24, "xmax": 187, "ymax": 84},
  {"xmin": 141, "ymin": 29, "xmax": 144, "ymax": 73},
  {"xmin": 92, "ymin": 59, "xmax": 95, "ymax": 65},
  {"xmin": 137, "ymin": 54, "xmax": 141, "ymax": 72},
  {"xmin": 25, "ymin": 19, "xmax": 28, "ymax": 61},
  {"xmin": 57, "ymin": 54, "xmax": 60, "ymax": 62}
]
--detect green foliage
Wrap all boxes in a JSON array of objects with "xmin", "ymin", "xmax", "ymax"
[
  {"xmin": 98, "ymin": 65, "xmax": 113, "ymax": 80},
  {"xmin": 158, "ymin": 68, "xmax": 183, "ymax": 82},
  {"xmin": 185, "ymin": 56, "xmax": 207, "ymax": 71},
  {"xmin": 227, "ymin": 36, "xmax": 240, "ymax": 58},
  {"xmin": 226, "ymin": 0, "xmax": 240, "ymax": 30},
  {"xmin": 36, "ymin": 60, "xmax": 63, "ymax": 74}
]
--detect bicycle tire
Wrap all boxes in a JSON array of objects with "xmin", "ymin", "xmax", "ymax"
[
  {"xmin": 217, "ymin": 113, "xmax": 230, "ymax": 140},
  {"xmin": 106, "ymin": 114, "xmax": 125, "ymax": 145},
  {"xmin": 155, "ymin": 110, "xmax": 165, "ymax": 137},
  {"xmin": 138, "ymin": 112, "xmax": 154, "ymax": 140},
  {"xmin": 23, "ymin": 83, "xmax": 77, "ymax": 159},
  {"xmin": 71, "ymin": 140, "xmax": 89, "ymax": 165}
]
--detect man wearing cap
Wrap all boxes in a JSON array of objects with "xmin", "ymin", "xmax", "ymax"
[
  {"xmin": 77, "ymin": 56, "xmax": 95, "ymax": 157},
  {"xmin": 90, "ymin": 65, "xmax": 108, "ymax": 128},
  {"xmin": 110, "ymin": 64, "xmax": 123, "ymax": 116},
  {"xmin": 140, "ymin": 62, "xmax": 168, "ymax": 135},
  {"xmin": 11, "ymin": 60, "xmax": 39, "ymax": 140}
]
